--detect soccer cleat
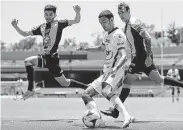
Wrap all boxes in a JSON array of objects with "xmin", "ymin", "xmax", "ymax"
[
  {"xmin": 122, "ymin": 116, "xmax": 134, "ymax": 129},
  {"xmin": 23, "ymin": 90, "xmax": 35, "ymax": 100},
  {"xmin": 100, "ymin": 107, "xmax": 119, "ymax": 118}
]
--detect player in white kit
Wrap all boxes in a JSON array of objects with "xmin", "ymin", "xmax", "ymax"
[
  {"xmin": 81, "ymin": 10, "xmax": 133, "ymax": 128},
  {"xmin": 167, "ymin": 64, "xmax": 181, "ymax": 102}
]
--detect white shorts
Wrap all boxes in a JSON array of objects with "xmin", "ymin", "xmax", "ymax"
[{"xmin": 90, "ymin": 67, "xmax": 125, "ymax": 95}]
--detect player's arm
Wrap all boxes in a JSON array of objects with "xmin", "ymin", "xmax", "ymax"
[
  {"xmin": 113, "ymin": 33, "xmax": 127, "ymax": 71},
  {"xmin": 133, "ymin": 19, "xmax": 152, "ymax": 56},
  {"xmin": 67, "ymin": 5, "xmax": 81, "ymax": 25},
  {"xmin": 85, "ymin": 44, "xmax": 105, "ymax": 51},
  {"xmin": 11, "ymin": 19, "xmax": 32, "ymax": 37}
]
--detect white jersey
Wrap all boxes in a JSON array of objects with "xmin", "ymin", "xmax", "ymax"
[
  {"xmin": 102, "ymin": 28, "xmax": 127, "ymax": 73},
  {"xmin": 167, "ymin": 69, "xmax": 180, "ymax": 80}
]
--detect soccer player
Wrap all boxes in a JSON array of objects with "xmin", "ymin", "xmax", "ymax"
[
  {"xmin": 101, "ymin": 2, "xmax": 183, "ymax": 118},
  {"xmin": 14, "ymin": 76, "xmax": 24, "ymax": 100},
  {"xmin": 167, "ymin": 64, "xmax": 181, "ymax": 102},
  {"xmin": 81, "ymin": 10, "xmax": 133, "ymax": 128},
  {"xmin": 11, "ymin": 5, "xmax": 87, "ymax": 100}
]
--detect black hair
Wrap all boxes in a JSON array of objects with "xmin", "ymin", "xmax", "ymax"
[
  {"xmin": 44, "ymin": 5, "xmax": 57, "ymax": 13},
  {"xmin": 98, "ymin": 10, "xmax": 114, "ymax": 19}
]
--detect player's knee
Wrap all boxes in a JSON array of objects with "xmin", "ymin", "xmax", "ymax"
[
  {"xmin": 153, "ymin": 75, "xmax": 164, "ymax": 84},
  {"xmin": 54, "ymin": 76, "xmax": 70, "ymax": 87},
  {"xmin": 101, "ymin": 85, "xmax": 111, "ymax": 98},
  {"xmin": 24, "ymin": 58, "xmax": 32, "ymax": 66},
  {"xmin": 81, "ymin": 92, "xmax": 93, "ymax": 105},
  {"xmin": 123, "ymin": 74, "xmax": 137, "ymax": 85},
  {"xmin": 106, "ymin": 93, "xmax": 116, "ymax": 101}
]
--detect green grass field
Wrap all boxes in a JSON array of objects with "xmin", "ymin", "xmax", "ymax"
[{"xmin": 1, "ymin": 97, "xmax": 183, "ymax": 130}]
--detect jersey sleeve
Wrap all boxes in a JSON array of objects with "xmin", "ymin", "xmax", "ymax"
[
  {"xmin": 113, "ymin": 32, "xmax": 126, "ymax": 50},
  {"xmin": 58, "ymin": 19, "xmax": 69, "ymax": 29},
  {"xmin": 31, "ymin": 25, "xmax": 42, "ymax": 36}
]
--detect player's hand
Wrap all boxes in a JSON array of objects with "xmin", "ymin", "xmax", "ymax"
[
  {"xmin": 11, "ymin": 19, "xmax": 18, "ymax": 28},
  {"xmin": 145, "ymin": 56, "xmax": 153, "ymax": 67},
  {"xmin": 73, "ymin": 5, "xmax": 81, "ymax": 13}
]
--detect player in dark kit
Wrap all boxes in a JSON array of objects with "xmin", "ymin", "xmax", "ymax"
[
  {"xmin": 101, "ymin": 2, "xmax": 183, "ymax": 118},
  {"xmin": 11, "ymin": 5, "xmax": 87, "ymax": 100}
]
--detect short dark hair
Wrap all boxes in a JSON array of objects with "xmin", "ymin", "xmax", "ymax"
[
  {"xmin": 44, "ymin": 5, "xmax": 57, "ymax": 13},
  {"xmin": 172, "ymin": 64, "xmax": 175, "ymax": 67},
  {"xmin": 98, "ymin": 10, "xmax": 114, "ymax": 19},
  {"xmin": 118, "ymin": 2, "xmax": 130, "ymax": 12}
]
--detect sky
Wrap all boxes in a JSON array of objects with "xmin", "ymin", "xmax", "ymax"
[{"xmin": 1, "ymin": 0, "xmax": 183, "ymax": 46}]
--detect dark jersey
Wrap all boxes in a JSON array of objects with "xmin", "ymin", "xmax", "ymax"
[
  {"xmin": 124, "ymin": 17, "xmax": 150, "ymax": 58},
  {"xmin": 31, "ymin": 20, "xmax": 69, "ymax": 54}
]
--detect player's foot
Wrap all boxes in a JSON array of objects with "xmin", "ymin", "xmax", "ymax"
[
  {"xmin": 23, "ymin": 90, "xmax": 35, "ymax": 100},
  {"xmin": 122, "ymin": 116, "xmax": 134, "ymax": 129},
  {"xmin": 100, "ymin": 107, "xmax": 119, "ymax": 118}
]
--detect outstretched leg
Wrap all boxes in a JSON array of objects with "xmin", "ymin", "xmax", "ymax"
[{"xmin": 23, "ymin": 56, "xmax": 39, "ymax": 100}]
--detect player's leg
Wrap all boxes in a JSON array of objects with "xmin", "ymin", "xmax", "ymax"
[
  {"xmin": 81, "ymin": 76, "xmax": 106, "ymax": 127},
  {"xmin": 82, "ymin": 86, "xmax": 98, "ymax": 110},
  {"xmin": 14, "ymin": 91, "xmax": 19, "ymax": 100},
  {"xmin": 177, "ymin": 87, "xmax": 180, "ymax": 102},
  {"xmin": 23, "ymin": 56, "xmax": 39, "ymax": 100},
  {"xmin": 172, "ymin": 87, "xmax": 175, "ymax": 102},
  {"xmin": 82, "ymin": 75, "xmax": 104, "ymax": 110},
  {"xmin": 46, "ymin": 53, "xmax": 87, "ymax": 89},
  {"xmin": 101, "ymin": 82, "xmax": 132, "ymax": 128},
  {"xmin": 101, "ymin": 63, "xmax": 139, "ymax": 119},
  {"xmin": 146, "ymin": 65, "xmax": 183, "ymax": 88}
]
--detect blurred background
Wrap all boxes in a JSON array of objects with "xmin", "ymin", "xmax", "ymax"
[{"xmin": 1, "ymin": 0, "xmax": 183, "ymax": 98}]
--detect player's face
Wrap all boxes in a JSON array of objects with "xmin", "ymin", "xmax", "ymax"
[
  {"xmin": 99, "ymin": 17, "xmax": 113, "ymax": 32},
  {"xmin": 44, "ymin": 11, "xmax": 56, "ymax": 23},
  {"xmin": 118, "ymin": 6, "xmax": 130, "ymax": 22}
]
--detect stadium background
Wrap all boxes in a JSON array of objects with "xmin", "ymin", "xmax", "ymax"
[{"xmin": 1, "ymin": 44, "xmax": 183, "ymax": 97}]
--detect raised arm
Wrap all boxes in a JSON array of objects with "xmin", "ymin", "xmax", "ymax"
[
  {"xmin": 67, "ymin": 5, "xmax": 81, "ymax": 25},
  {"xmin": 11, "ymin": 19, "xmax": 32, "ymax": 37}
]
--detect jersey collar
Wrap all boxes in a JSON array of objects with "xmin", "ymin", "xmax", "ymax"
[{"xmin": 108, "ymin": 27, "xmax": 118, "ymax": 35}]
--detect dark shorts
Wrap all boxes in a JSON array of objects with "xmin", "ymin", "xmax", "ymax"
[
  {"xmin": 38, "ymin": 53, "xmax": 63, "ymax": 77},
  {"xmin": 127, "ymin": 55, "xmax": 157, "ymax": 76}
]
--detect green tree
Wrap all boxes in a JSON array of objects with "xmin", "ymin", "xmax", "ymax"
[
  {"xmin": 12, "ymin": 36, "xmax": 37, "ymax": 50},
  {"xmin": 167, "ymin": 22, "xmax": 180, "ymax": 45}
]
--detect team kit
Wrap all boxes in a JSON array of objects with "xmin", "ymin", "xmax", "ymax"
[{"xmin": 11, "ymin": 2, "xmax": 183, "ymax": 129}]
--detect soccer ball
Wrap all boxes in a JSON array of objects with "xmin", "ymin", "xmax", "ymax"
[{"xmin": 82, "ymin": 109, "xmax": 101, "ymax": 128}]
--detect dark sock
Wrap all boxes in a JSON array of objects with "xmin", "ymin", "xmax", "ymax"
[
  {"xmin": 164, "ymin": 77, "xmax": 183, "ymax": 88},
  {"xmin": 113, "ymin": 88, "xmax": 130, "ymax": 112},
  {"xmin": 69, "ymin": 79, "xmax": 88, "ymax": 89},
  {"xmin": 119, "ymin": 88, "xmax": 131, "ymax": 103},
  {"xmin": 26, "ymin": 66, "xmax": 34, "ymax": 91}
]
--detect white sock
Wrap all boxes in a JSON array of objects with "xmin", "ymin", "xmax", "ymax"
[
  {"xmin": 110, "ymin": 95, "xmax": 130, "ymax": 120},
  {"xmin": 86, "ymin": 101, "xmax": 97, "ymax": 110}
]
